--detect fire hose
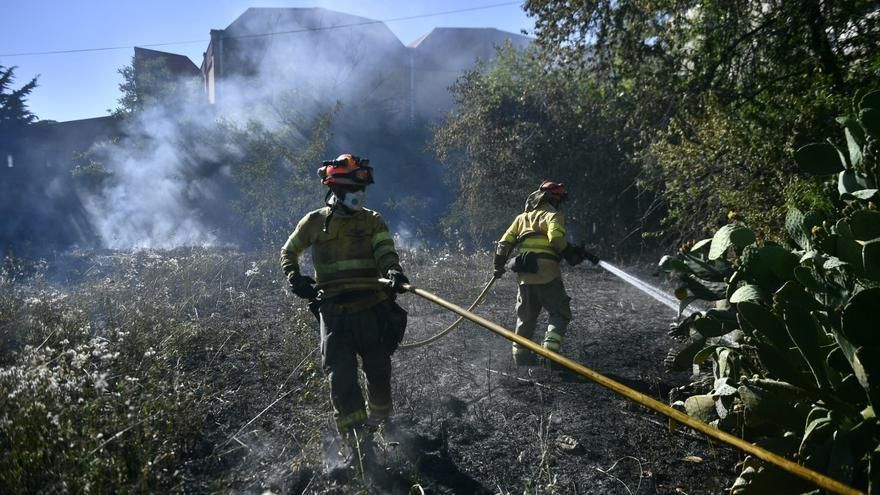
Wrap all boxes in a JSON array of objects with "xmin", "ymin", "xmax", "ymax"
[
  {"xmin": 398, "ymin": 275, "xmax": 497, "ymax": 350},
  {"xmin": 380, "ymin": 277, "xmax": 863, "ymax": 495}
]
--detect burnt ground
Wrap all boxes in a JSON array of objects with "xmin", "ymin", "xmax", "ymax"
[
  {"xmin": 351, "ymin": 259, "xmax": 740, "ymax": 495},
  {"xmin": 7, "ymin": 249, "xmax": 738, "ymax": 494}
]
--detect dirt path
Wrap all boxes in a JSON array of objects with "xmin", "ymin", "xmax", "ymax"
[{"xmin": 382, "ymin": 264, "xmax": 738, "ymax": 494}]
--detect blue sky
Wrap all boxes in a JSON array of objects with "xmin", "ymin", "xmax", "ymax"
[{"xmin": 0, "ymin": 0, "xmax": 534, "ymax": 122}]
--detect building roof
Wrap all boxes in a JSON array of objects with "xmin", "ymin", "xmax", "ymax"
[
  {"xmin": 224, "ymin": 7, "xmax": 405, "ymax": 49},
  {"xmin": 134, "ymin": 47, "xmax": 201, "ymax": 78},
  {"xmin": 407, "ymin": 27, "xmax": 532, "ymax": 50}
]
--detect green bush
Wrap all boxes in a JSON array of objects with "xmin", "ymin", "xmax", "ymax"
[{"xmin": 659, "ymin": 90, "xmax": 880, "ymax": 494}]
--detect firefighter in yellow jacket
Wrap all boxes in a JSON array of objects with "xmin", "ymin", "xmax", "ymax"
[
  {"xmin": 280, "ymin": 153, "xmax": 408, "ymax": 441},
  {"xmin": 493, "ymin": 181, "xmax": 598, "ymax": 365}
]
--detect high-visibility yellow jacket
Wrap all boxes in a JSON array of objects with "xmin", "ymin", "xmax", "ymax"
[
  {"xmin": 496, "ymin": 203, "xmax": 568, "ymax": 285},
  {"xmin": 280, "ymin": 207, "xmax": 401, "ymax": 308}
]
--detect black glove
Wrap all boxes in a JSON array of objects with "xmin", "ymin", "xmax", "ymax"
[
  {"xmin": 493, "ymin": 254, "xmax": 507, "ymax": 278},
  {"xmin": 288, "ymin": 272, "xmax": 318, "ymax": 300},
  {"xmin": 583, "ymin": 249, "xmax": 600, "ymax": 265},
  {"xmin": 561, "ymin": 245, "xmax": 585, "ymax": 266},
  {"xmin": 385, "ymin": 270, "xmax": 410, "ymax": 293}
]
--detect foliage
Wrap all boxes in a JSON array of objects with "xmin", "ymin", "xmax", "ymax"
[
  {"xmin": 0, "ymin": 249, "xmax": 324, "ymax": 492},
  {"xmin": 223, "ymin": 99, "xmax": 339, "ymax": 245},
  {"xmin": 0, "ymin": 65, "xmax": 38, "ymax": 156},
  {"xmin": 0, "ymin": 65, "xmax": 37, "ymax": 128},
  {"xmin": 434, "ymin": 44, "xmax": 648, "ymax": 250},
  {"xmin": 659, "ymin": 92, "xmax": 880, "ymax": 493},
  {"xmin": 115, "ymin": 55, "xmax": 200, "ymax": 117},
  {"xmin": 523, "ymin": 0, "xmax": 880, "ymax": 242}
]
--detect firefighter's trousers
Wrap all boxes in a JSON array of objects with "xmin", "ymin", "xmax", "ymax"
[
  {"xmin": 513, "ymin": 277, "xmax": 572, "ymax": 364},
  {"xmin": 320, "ymin": 302, "xmax": 394, "ymax": 433}
]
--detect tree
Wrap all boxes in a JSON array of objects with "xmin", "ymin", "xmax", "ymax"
[
  {"xmin": 434, "ymin": 44, "xmax": 648, "ymax": 250},
  {"xmin": 115, "ymin": 55, "xmax": 199, "ymax": 116},
  {"xmin": 523, "ymin": 0, "xmax": 880, "ymax": 240},
  {"xmin": 0, "ymin": 65, "xmax": 38, "ymax": 154},
  {"xmin": 0, "ymin": 65, "xmax": 37, "ymax": 127},
  {"xmin": 224, "ymin": 98, "xmax": 339, "ymax": 244}
]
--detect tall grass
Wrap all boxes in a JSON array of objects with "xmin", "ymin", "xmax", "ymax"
[
  {"xmin": 0, "ymin": 249, "xmax": 324, "ymax": 492},
  {"xmin": 0, "ymin": 246, "xmax": 494, "ymax": 492}
]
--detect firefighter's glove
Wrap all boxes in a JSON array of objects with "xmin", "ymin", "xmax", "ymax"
[
  {"xmin": 493, "ymin": 254, "xmax": 507, "ymax": 279},
  {"xmin": 584, "ymin": 250, "xmax": 600, "ymax": 265},
  {"xmin": 561, "ymin": 245, "xmax": 586, "ymax": 266},
  {"xmin": 288, "ymin": 272, "xmax": 318, "ymax": 300},
  {"xmin": 385, "ymin": 270, "xmax": 410, "ymax": 294}
]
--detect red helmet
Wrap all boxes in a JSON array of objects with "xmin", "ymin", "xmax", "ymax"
[
  {"xmin": 317, "ymin": 154, "xmax": 374, "ymax": 186},
  {"xmin": 539, "ymin": 180, "xmax": 568, "ymax": 201}
]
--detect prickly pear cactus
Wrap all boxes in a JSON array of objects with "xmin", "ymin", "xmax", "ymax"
[{"xmin": 659, "ymin": 89, "xmax": 880, "ymax": 494}]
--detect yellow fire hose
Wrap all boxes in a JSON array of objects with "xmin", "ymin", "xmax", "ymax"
[
  {"xmin": 398, "ymin": 275, "xmax": 497, "ymax": 350},
  {"xmin": 381, "ymin": 278, "xmax": 864, "ymax": 495}
]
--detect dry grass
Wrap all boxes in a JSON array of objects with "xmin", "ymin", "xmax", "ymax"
[{"xmin": 0, "ymin": 247, "xmax": 492, "ymax": 493}]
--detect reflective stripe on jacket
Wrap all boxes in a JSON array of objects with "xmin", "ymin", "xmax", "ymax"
[
  {"xmin": 280, "ymin": 207, "xmax": 401, "ymax": 300},
  {"xmin": 496, "ymin": 203, "xmax": 568, "ymax": 285}
]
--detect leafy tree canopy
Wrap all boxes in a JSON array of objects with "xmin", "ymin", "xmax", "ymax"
[{"xmin": 520, "ymin": 0, "xmax": 880, "ymax": 241}]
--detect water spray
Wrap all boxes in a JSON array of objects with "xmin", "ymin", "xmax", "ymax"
[{"xmin": 596, "ymin": 261, "xmax": 695, "ymax": 317}]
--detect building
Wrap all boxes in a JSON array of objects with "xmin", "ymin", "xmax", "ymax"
[{"xmin": 200, "ymin": 7, "xmax": 531, "ymax": 123}]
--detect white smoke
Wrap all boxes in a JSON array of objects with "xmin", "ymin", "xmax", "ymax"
[{"xmin": 80, "ymin": 8, "xmax": 529, "ymax": 249}]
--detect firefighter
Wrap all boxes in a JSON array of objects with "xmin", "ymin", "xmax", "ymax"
[
  {"xmin": 493, "ymin": 180, "xmax": 599, "ymax": 366},
  {"xmin": 280, "ymin": 153, "xmax": 408, "ymax": 448}
]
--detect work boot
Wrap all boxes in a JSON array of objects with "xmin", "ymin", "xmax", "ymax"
[{"xmin": 342, "ymin": 427, "xmax": 377, "ymax": 474}]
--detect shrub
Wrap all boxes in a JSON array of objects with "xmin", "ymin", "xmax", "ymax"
[{"xmin": 658, "ymin": 90, "xmax": 880, "ymax": 493}]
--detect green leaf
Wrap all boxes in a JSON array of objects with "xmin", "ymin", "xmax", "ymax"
[
  {"xmin": 836, "ymin": 218, "xmax": 855, "ymax": 239},
  {"xmin": 691, "ymin": 238, "xmax": 713, "ymax": 252},
  {"xmin": 794, "ymin": 143, "xmax": 845, "ymax": 175},
  {"xmin": 659, "ymin": 255, "xmax": 690, "ymax": 273},
  {"xmin": 731, "ymin": 284, "xmax": 765, "ymax": 303},
  {"xmin": 800, "ymin": 407, "xmax": 833, "ymax": 455},
  {"xmin": 834, "ymin": 330, "xmax": 879, "ymax": 410},
  {"xmin": 845, "ymin": 124, "xmax": 865, "ymax": 170},
  {"xmin": 709, "ymin": 224, "xmax": 756, "ymax": 260},
  {"xmin": 837, "ymin": 235, "xmax": 865, "ymax": 271},
  {"xmin": 850, "ymin": 210, "xmax": 880, "ymax": 241},
  {"xmin": 865, "ymin": 239, "xmax": 880, "ymax": 281},
  {"xmin": 860, "ymin": 89, "xmax": 880, "ymax": 111},
  {"xmin": 679, "ymin": 295, "xmax": 699, "ymax": 315},
  {"xmin": 691, "ymin": 316, "xmax": 732, "ymax": 338},
  {"xmin": 860, "ymin": 108, "xmax": 880, "ymax": 138},
  {"xmin": 683, "ymin": 275, "xmax": 727, "ymax": 300},
  {"xmin": 781, "ymin": 305, "xmax": 830, "ymax": 390},
  {"xmin": 794, "ymin": 265, "xmax": 823, "ymax": 291},
  {"xmin": 693, "ymin": 345, "xmax": 719, "ymax": 365},
  {"xmin": 831, "ymin": 140, "xmax": 852, "ymax": 170},
  {"xmin": 786, "ymin": 207, "xmax": 811, "ymax": 250},
  {"xmin": 847, "ymin": 189, "xmax": 879, "ymax": 201},
  {"xmin": 684, "ymin": 394, "xmax": 717, "ymax": 423},
  {"xmin": 843, "ymin": 288, "xmax": 880, "ymax": 347},
  {"xmin": 759, "ymin": 245, "xmax": 799, "ymax": 281},
  {"xmin": 737, "ymin": 301, "xmax": 791, "ymax": 349},
  {"xmin": 738, "ymin": 381, "xmax": 804, "ymax": 430},
  {"xmin": 775, "ymin": 281, "xmax": 822, "ymax": 311},
  {"xmin": 839, "ymin": 170, "xmax": 873, "ymax": 195}
]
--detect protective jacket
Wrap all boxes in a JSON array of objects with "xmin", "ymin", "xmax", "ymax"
[
  {"xmin": 280, "ymin": 206, "xmax": 401, "ymax": 312},
  {"xmin": 496, "ymin": 202, "xmax": 568, "ymax": 285}
]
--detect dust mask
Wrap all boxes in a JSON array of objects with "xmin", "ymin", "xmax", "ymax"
[{"xmin": 341, "ymin": 190, "xmax": 365, "ymax": 211}]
